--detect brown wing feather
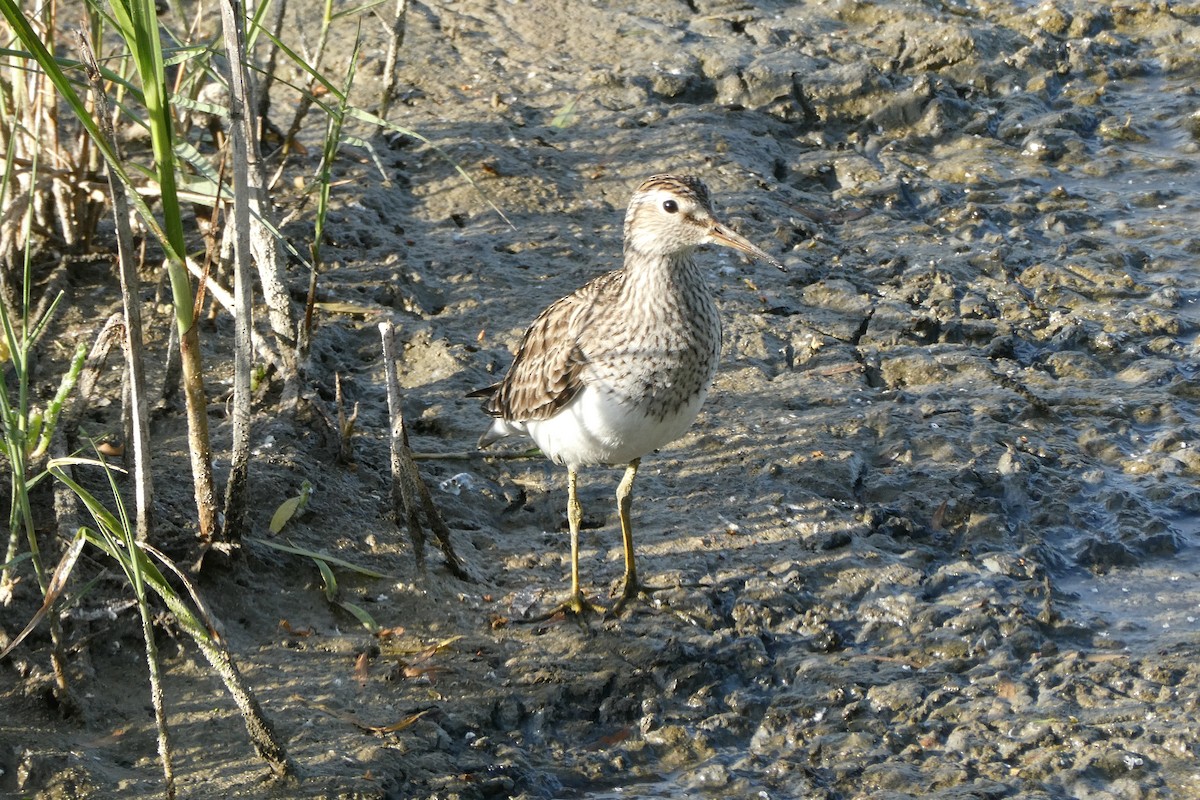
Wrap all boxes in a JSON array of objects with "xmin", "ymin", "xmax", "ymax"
[{"xmin": 476, "ymin": 269, "xmax": 625, "ymax": 422}]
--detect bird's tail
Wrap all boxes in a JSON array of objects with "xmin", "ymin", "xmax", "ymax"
[
  {"xmin": 477, "ymin": 417, "xmax": 525, "ymax": 449},
  {"xmin": 467, "ymin": 383, "xmax": 523, "ymax": 449}
]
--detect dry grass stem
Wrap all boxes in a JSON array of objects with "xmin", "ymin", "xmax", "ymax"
[{"xmin": 378, "ymin": 321, "xmax": 468, "ymax": 578}]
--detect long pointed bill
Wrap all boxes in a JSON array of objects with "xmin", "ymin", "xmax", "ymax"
[{"xmin": 708, "ymin": 222, "xmax": 787, "ymax": 272}]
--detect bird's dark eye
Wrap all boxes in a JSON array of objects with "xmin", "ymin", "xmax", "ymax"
[{"xmin": 662, "ymin": 199, "xmax": 679, "ymax": 213}]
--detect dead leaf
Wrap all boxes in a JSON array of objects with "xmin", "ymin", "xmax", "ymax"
[
  {"xmin": 354, "ymin": 652, "xmax": 371, "ymax": 687},
  {"xmin": 814, "ymin": 363, "xmax": 863, "ymax": 377},
  {"xmin": 313, "ymin": 301, "xmax": 384, "ymax": 317},
  {"xmin": 97, "ymin": 441, "xmax": 124, "ymax": 457},
  {"xmin": 279, "ymin": 619, "xmax": 315, "ymax": 637},
  {"xmin": 397, "ymin": 664, "xmax": 447, "ymax": 681},
  {"xmin": 382, "ymin": 634, "xmax": 464, "ymax": 658},
  {"xmin": 0, "ymin": 534, "xmax": 86, "ymax": 660},
  {"xmin": 293, "ymin": 695, "xmax": 431, "ymax": 735},
  {"xmin": 370, "ymin": 711, "xmax": 432, "ymax": 734},
  {"xmin": 374, "ymin": 626, "xmax": 406, "ymax": 639},
  {"xmin": 932, "ymin": 500, "xmax": 948, "ymax": 531},
  {"xmin": 585, "ymin": 726, "xmax": 633, "ymax": 750}
]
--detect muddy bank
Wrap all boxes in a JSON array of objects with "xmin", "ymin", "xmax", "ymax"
[{"xmin": 4, "ymin": 0, "xmax": 1200, "ymax": 798}]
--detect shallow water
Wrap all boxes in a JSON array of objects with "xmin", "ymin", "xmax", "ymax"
[
  {"xmin": 1046, "ymin": 68, "xmax": 1200, "ymax": 654},
  {"xmin": 1060, "ymin": 517, "xmax": 1200, "ymax": 653}
]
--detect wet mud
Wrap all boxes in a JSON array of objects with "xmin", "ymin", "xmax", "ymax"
[{"xmin": 4, "ymin": 0, "xmax": 1200, "ymax": 798}]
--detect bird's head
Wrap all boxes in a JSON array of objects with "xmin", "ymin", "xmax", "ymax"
[{"xmin": 623, "ymin": 174, "xmax": 785, "ymax": 271}]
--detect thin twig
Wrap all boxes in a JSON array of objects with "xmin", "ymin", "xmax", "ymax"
[
  {"xmin": 381, "ymin": 322, "xmax": 426, "ymax": 568},
  {"xmin": 181, "ymin": 256, "xmax": 282, "ymax": 370},
  {"xmin": 142, "ymin": 542, "xmax": 295, "ymax": 778},
  {"xmin": 409, "ymin": 449, "xmax": 539, "ymax": 461},
  {"xmin": 334, "ymin": 372, "xmax": 357, "ymax": 465},
  {"xmin": 219, "ymin": 0, "xmax": 255, "ymax": 543},
  {"xmin": 79, "ymin": 32, "xmax": 154, "ymax": 543},
  {"xmin": 378, "ymin": 0, "xmax": 408, "ymax": 118},
  {"xmin": 378, "ymin": 322, "xmax": 468, "ymax": 578},
  {"xmin": 136, "ymin": 583, "xmax": 174, "ymax": 799},
  {"xmin": 255, "ymin": 0, "xmax": 289, "ymax": 127},
  {"xmin": 80, "ymin": 32, "xmax": 168, "ymax": 790}
]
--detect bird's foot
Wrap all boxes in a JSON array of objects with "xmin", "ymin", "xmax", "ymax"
[
  {"xmin": 516, "ymin": 591, "xmax": 606, "ymax": 624},
  {"xmin": 611, "ymin": 578, "xmax": 669, "ymax": 616}
]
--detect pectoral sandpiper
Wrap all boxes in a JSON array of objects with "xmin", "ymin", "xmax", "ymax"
[{"xmin": 471, "ymin": 174, "xmax": 784, "ymax": 618}]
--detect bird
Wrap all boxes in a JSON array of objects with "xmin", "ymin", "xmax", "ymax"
[{"xmin": 470, "ymin": 174, "xmax": 785, "ymax": 618}]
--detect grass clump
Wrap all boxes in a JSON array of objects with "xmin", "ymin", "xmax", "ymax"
[{"xmin": 0, "ymin": 0, "xmax": 460, "ymax": 791}]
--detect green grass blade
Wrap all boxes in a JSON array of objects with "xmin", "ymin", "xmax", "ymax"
[
  {"xmin": 31, "ymin": 341, "xmax": 87, "ymax": 458},
  {"xmin": 315, "ymin": 558, "xmax": 337, "ymax": 602},
  {"xmin": 111, "ymin": 0, "xmax": 194, "ymax": 325},
  {"xmin": 336, "ymin": 600, "xmax": 380, "ymax": 633},
  {"xmin": 245, "ymin": 537, "xmax": 389, "ymax": 579}
]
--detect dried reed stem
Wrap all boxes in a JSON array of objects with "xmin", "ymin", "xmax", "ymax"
[{"xmin": 379, "ymin": 321, "xmax": 468, "ymax": 578}]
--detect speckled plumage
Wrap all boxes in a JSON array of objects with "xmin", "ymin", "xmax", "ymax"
[{"xmin": 471, "ymin": 174, "xmax": 783, "ymax": 616}]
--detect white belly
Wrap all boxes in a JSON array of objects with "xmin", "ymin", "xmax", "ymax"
[{"xmin": 522, "ymin": 383, "xmax": 708, "ymax": 467}]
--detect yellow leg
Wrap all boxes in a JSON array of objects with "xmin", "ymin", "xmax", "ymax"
[
  {"xmin": 567, "ymin": 465, "xmax": 585, "ymax": 605},
  {"xmin": 521, "ymin": 464, "xmax": 604, "ymax": 622},
  {"xmin": 563, "ymin": 465, "xmax": 606, "ymax": 615},
  {"xmin": 613, "ymin": 458, "xmax": 642, "ymax": 612},
  {"xmin": 612, "ymin": 457, "xmax": 671, "ymax": 614}
]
